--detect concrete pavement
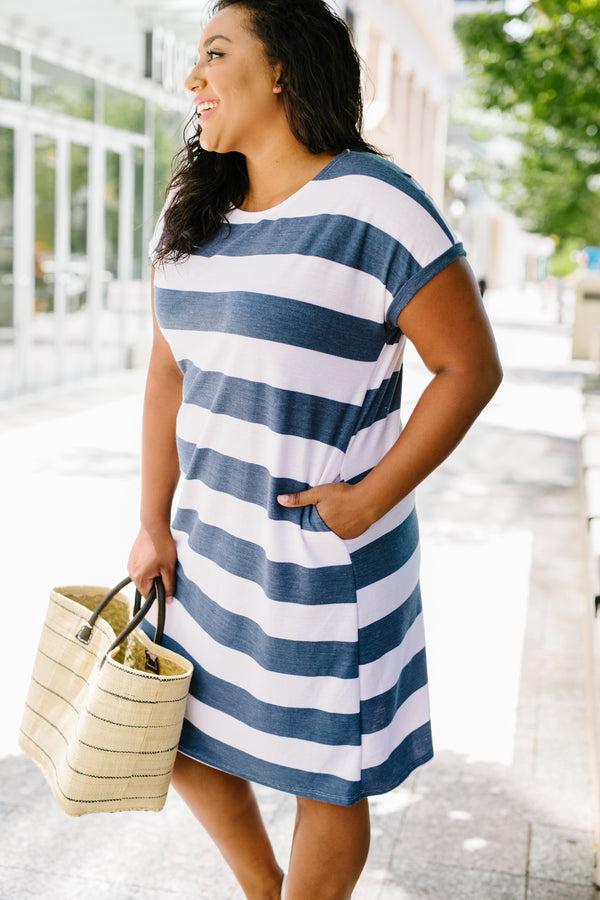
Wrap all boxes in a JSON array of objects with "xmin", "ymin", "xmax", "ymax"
[{"xmin": 0, "ymin": 285, "xmax": 598, "ymax": 899}]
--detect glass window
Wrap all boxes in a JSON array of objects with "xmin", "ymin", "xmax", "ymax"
[
  {"xmin": 0, "ymin": 44, "xmax": 20, "ymax": 100},
  {"xmin": 34, "ymin": 135, "xmax": 56, "ymax": 316},
  {"xmin": 104, "ymin": 85, "xmax": 146, "ymax": 134},
  {"xmin": 31, "ymin": 58, "xmax": 94, "ymax": 120},
  {"xmin": 0, "ymin": 127, "xmax": 14, "ymax": 330},
  {"xmin": 32, "ymin": 135, "xmax": 58, "ymax": 387},
  {"xmin": 69, "ymin": 144, "xmax": 89, "ymax": 313},
  {"xmin": 154, "ymin": 106, "xmax": 186, "ymax": 216},
  {"xmin": 105, "ymin": 151, "xmax": 120, "ymax": 282},
  {"xmin": 133, "ymin": 147, "xmax": 145, "ymax": 279}
]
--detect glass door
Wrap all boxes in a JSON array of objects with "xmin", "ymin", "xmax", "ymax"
[
  {"xmin": 0, "ymin": 125, "xmax": 15, "ymax": 397},
  {"xmin": 63, "ymin": 142, "xmax": 91, "ymax": 379},
  {"xmin": 32, "ymin": 133, "xmax": 58, "ymax": 387}
]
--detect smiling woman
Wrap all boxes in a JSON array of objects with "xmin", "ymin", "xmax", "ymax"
[{"xmin": 128, "ymin": 1, "xmax": 502, "ymax": 899}]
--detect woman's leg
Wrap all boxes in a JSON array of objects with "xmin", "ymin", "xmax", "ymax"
[
  {"xmin": 171, "ymin": 752, "xmax": 284, "ymax": 900},
  {"xmin": 285, "ymin": 796, "xmax": 370, "ymax": 900}
]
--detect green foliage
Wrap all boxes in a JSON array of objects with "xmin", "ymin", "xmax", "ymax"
[{"xmin": 455, "ymin": 0, "xmax": 600, "ymax": 244}]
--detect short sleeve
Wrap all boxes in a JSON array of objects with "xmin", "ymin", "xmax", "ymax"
[{"xmin": 383, "ymin": 176, "xmax": 466, "ymax": 329}]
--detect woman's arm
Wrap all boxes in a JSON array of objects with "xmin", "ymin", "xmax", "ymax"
[
  {"xmin": 128, "ymin": 268, "xmax": 183, "ymax": 599},
  {"xmin": 278, "ymin": 257, "xmax": 503, "ymax": 538}
]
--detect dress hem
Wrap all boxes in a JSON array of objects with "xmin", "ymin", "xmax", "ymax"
[{"xmin": 174, "ymin": 740, "xmax": 434, "ymax": 807}]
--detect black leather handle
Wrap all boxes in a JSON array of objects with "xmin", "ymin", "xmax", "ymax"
[{"xmin": 76, "ymin": 576, "xmax": 166, "ymax": 654}]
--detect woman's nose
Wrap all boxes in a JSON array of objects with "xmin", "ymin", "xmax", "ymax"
[{"xmin": 184, "ymin": 62, "xmax": 205, "ymax": 93}]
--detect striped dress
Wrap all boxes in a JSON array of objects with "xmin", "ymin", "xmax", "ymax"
[{"xmin": 149, "ymin": 150, "xmax": 465, "ymax": 806}]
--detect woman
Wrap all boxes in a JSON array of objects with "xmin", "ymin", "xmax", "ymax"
[{"xmin": 128, "ymin": 1, "xmax": 502, "ymax": 898}]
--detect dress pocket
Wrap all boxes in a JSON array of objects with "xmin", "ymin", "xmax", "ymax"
[{"xmin": 301, "ymin": 503, "xmax": 338, "ymax": 535}]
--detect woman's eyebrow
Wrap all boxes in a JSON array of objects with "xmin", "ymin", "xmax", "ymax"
[{"xmin": 203, "ymin": 34, "xmax": 233, "ymax": 48}]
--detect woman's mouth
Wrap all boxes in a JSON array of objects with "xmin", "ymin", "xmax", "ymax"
[{"xmin": 196, "ymin": 100, "xmax": 219, "ymax": 124}]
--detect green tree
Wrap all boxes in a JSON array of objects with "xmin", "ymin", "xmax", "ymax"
[{"xmin": 455, "ymin": 0, "xmax": 600, "ymax": 246}]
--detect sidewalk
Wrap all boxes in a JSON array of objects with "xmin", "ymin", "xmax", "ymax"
[{"xmin": 0, "ymin": 286, "xmax": 597, "ymax": 900}]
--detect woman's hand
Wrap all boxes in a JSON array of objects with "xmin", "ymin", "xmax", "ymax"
[
  {"xmin": 128, "ymin": 526, "xmax": 178, "ymax": 603},
  {"xmin": 278, "ymin": 481, "xmax": 374, "ymax": 540}
]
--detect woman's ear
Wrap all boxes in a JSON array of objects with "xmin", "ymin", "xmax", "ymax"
[{"xmin": 273, "ymin": 63, "xmax": 286, "ymax": 93}]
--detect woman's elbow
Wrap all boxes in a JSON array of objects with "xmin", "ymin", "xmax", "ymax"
[{"xmin": 480, "ymin": 354, "xmax": 503, "ymax": 404}]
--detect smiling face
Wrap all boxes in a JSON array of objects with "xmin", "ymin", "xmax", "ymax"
[{"xmin": 185, "ymin": 5, "xmax": 285, "ymax": 156}]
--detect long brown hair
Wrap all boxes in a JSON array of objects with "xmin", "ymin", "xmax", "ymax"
[{"xmin": 154, "ymin": 0, "xmax": 382, "ymax": 263}]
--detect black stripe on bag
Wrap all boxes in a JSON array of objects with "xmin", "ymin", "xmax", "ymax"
[
  {"xmin": 78, "ymin": 739, "xmax": 180, "ymax": 756},
  {"xmin": 85, "ymin": 709, "xmax": 179, "ymax": 730},
  {"xmin": 19, "ymin": 730, "xmax": 170, "ymax": 801},
  {"xmin": 24, "ymin": 702, "xmax": 69, "ymax": 746},
  {"xmin": 95, "ymin": 684, "xmax": 189, "ymax": 705},
  {"xmin": 21, "ymin": 709, "xmax": 174, "ymax": 778},
  {"xmin": 43, "ymin": 622, "xmax": 103, "ymax": 662},
  {"xmin": 30, "ymin": 676, "xmax": 79, "ymax": 714},
  {"xmin": 26, "ymin": 698, "xmax": 179, "ymax": 756},
  {"xmin": 35, "ymin": 647, "xmax": 88, "ymax": 682}
]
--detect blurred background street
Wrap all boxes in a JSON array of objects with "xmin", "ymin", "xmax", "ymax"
[{"xmin": 1, "ymin": 0, "xmax": 600, "ymax": 897}]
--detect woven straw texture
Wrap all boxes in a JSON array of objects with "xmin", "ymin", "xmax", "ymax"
[{"xmin": 19, "ymin": 585, "xmax": 193, "ymax": 816}]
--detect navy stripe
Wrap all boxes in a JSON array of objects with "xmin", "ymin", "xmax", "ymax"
[
  {"xmin": 355, "ymin": 368, "xmax": 403, "ymax": 432},
  {"xmin": 361, "ymin": 722, "xmax": 433, "ymax": 796},
  {"xmin": 194, "ymin": 213, "xmax": 420, "ymax": 306},
  {"xmin": 142, "ymin": 628, "xmax": 361, "ymax": 745},
  {"xmin": 316, "ymin": 151, "xmax": 455, "ymax": 244},
  {"xmin": 178, "ymin": 721, "xmax": 364, "ymax": 805},
  {"xmin": 174, "ymin": 506, "xmax": 356, "ymax": 606},
  {"xmin": 156, "ymin": 287, "xmax": 386, "ymax": 362},
  {"xmin": 350, "ymin": 508, "xmax": 420, "ymax": 591},
  {"xmin": 177, "ymin": 717, "xmax": 432, "ymax": 806},
  {"xmin": 358, "ymin": 583, "xmax": 423, "ymax": 666},
  {"xmin": 170, "ymin": 567, "xmax": 358, "ymax": 678},
  {"xmin": 360, "ymin": 650, "xmax": 429, "ymax": 734},
  {"xmin": 177, "ymin": 363, "xmax": 403, "ymax": 447},
  {"xmin": 177, "ymin": 438, "xmax": 338, "ymax": 529}
]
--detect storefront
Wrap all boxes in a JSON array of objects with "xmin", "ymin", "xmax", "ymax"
[{"xmin": 0, "ymin": 26, "xmax": 191, "ymax": 398}]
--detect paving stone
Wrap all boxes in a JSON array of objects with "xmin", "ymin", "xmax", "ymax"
[
  {"xmin": 381, "ymin": 861, "xmax": 527, "ymax": 900},
  {"xmin": 528, "ymin": 825, "xmax": 596, "ymax": 886},
  {"xmin": 526, "ymin": 877, "xmax": 598, "ymax": 899}
]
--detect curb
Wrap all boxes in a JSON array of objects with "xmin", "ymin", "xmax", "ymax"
[{"xmin": 580, "ymin": 381, "xmax": 600, "ymax": 888}]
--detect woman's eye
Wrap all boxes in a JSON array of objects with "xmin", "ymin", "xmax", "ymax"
[{"xmin": 207, "ymin": 50, "xmax": 224, "ymax": 61}]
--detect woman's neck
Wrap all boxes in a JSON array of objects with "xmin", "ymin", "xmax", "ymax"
[{"xmin": 242, "ymin": 142, "xmax": 337, "ymax": 212}]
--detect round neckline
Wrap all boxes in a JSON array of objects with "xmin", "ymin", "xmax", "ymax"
[{"xmin": 228, "ymin": 150, "xmax": 351, "ymax": 223}]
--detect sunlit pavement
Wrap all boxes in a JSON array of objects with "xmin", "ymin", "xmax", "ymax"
[{"xmin": 0, "ymin": 284, "xmax": 597, "ymax": 899}]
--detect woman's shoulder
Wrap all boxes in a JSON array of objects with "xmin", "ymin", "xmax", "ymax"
[
  {"xmin": 319, "ymin": 151, "xmax": 438, "ymax": 210},
  {"xmin": 317, "ymin": 150, "xmax": 450, "ymax": 234},
  {"xmin": 319, "ymin": 150, "xmax": 413, "ymax": 189}
]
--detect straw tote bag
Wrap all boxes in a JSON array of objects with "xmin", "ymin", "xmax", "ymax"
[{"xmin": 19, "ymin": 576, "xmax": 193, "ymax": 816}]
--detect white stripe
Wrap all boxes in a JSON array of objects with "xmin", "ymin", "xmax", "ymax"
[
  {"xmin": 227, "ymin": 173, "xmax": 453, "ymax": 268},
  {"xmin": 356, "ymin": 545, "xmax": 421, "ymax": 630},
  {"xmin": 344, "ymin": 493, "xmax": 416, "ymax": 554},
  {"xmin": 159, "ymin": 601, "xmax": 360, "ymax": 715},
  {"xmin": 163, "ymin": 329, "xmax": 375, "ymax": 405},
  {"xmin": 359, "ymin": 613, "xmax": 426, "ymax": 701},
  {"xmin": 362, "ymin": 685, "xmax": 431, "ymax": 769},
  {"xmin": 341, "ymin": 408, "xmax": 402, "ymax": 482},
  {"xmin": 154, "ymin": 252, "xmax": 390, "ymax": 325},
  {"xmin": 174, "ymin": 529, "xmax": 357, "ymax": 641},
  {"xmin": 185, "ymin": 694, "xmax": 362, "ymax": 782},
  {"xmin": 175, "ymin": 481, "xmax": 351, "ymax": 567},
  {"xmin": 176, "ymin": 401, "xmax": 345, "ymax": 485}
]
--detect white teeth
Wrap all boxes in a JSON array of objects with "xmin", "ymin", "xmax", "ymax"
[{"xmin": 197, "ymin": 101, "xmax": 218, "ymax": 114}]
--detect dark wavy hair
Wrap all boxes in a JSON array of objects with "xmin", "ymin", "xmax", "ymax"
[{"xmin": 154, "ymin": 0, "xmax": 382, "ymax": 262}]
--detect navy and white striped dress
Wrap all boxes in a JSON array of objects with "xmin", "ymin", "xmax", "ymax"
[{"xmin": 150, "ymin": 150, "xmax": 465, "ymax": 806}]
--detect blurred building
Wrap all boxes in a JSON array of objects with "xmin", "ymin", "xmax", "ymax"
[
  {"xmin": 345, "ymin": 0, "xmax": 460, "ymax": 202},
  {"xmin": 0, "ymin": 0, "xmax": 193, "ymax": 398},
  {"xmin": 0, "ymin": 0, "xmax": 459, "ymax": 399}
]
